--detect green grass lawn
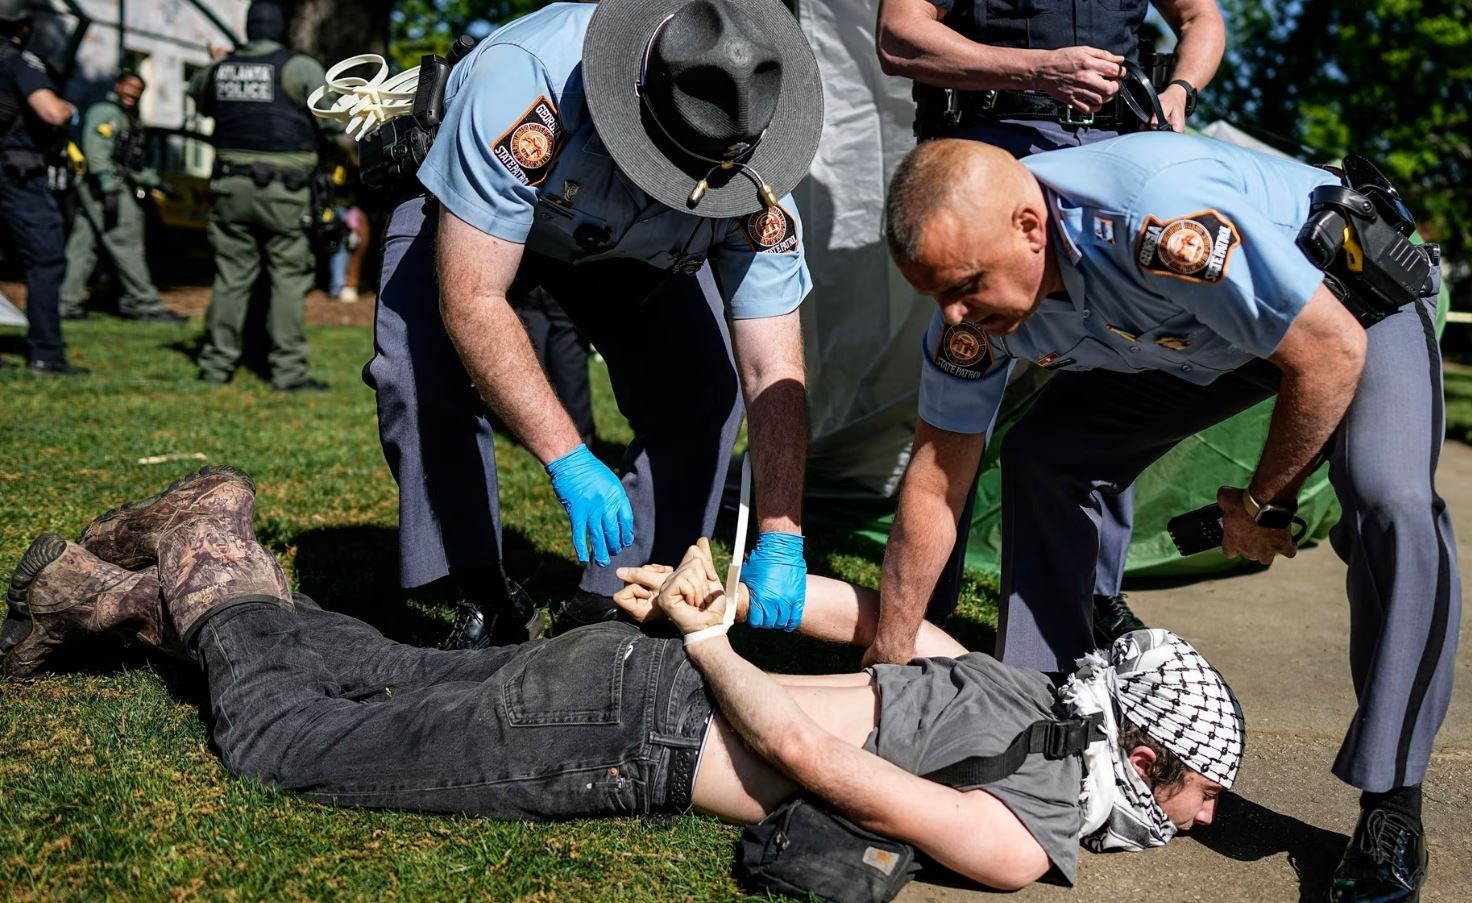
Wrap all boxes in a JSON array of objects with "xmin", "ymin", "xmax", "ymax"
[{"xmin": 0, "ymin": 317, "xmax": 999, "ymax": 901}]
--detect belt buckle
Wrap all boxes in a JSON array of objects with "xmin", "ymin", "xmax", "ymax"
[{"xmin": 1060, "ymin": 105, "xmax": 1094, "ymax": 127}]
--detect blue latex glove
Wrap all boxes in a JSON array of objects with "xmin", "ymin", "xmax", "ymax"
[
  {"xmin": 546, "ymin": 444, "xmax": 635, "ymax": 567},
  {"xmin": 741, "ymin": 532, "xmax": 806, "ymax": 631}
]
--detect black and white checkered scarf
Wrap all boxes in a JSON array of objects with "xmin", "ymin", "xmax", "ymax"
[{"xmin": 1060, "ymin": 629, "xmax": 1244, "ymax": 853}]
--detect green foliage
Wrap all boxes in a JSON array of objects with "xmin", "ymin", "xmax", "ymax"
[
  {"xmin": 389, "ymin": 0, "xmax": 554, "ymax": 70},
  {"xmin": 0, "ymin": 317, "xmax": 997, "ymax": 898},
  {"xmin": 1213, "ymin": 0, "xmax": 1472, "ymax": 262}
]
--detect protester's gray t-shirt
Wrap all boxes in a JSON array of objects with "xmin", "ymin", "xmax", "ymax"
[{"xmin": 865, "ymin": 653, "xmax": 1083, "ymax": 884}]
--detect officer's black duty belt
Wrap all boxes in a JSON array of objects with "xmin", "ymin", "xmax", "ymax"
[
  {"xmin": 919, "ymin": 88, "xmax": 1124, "ymax": 131},
  {"xmin": 213, "ymin": 160, "xmax": 311, "ymax": 191}
]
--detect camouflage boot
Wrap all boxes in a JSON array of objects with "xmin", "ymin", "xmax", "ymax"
[
  {"xmin": 78, "ymin": 465, "xmax": 257, "ymax": 570},
  {"xmin": 156, "ymin": 517, "xmax": 293, "ymax": 652},
  {"xmin": 1, "ymin": 534, "xmax": 177, "ymax": 680}
]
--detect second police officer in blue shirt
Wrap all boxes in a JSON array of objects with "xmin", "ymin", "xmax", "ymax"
[
  {"xmin": 873, "ymin": 133, "xmax": 1454, "ymax": 902},
  {"xmin": 365, "ymin": 0, "xmax": 823, "ymax": 645}
]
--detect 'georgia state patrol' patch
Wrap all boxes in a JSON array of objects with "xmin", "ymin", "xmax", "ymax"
[
  {"xmin": 1136, "ymin": 209, "xmax": 1240, "ymax": 283},
  {"xmin": 492, "ymin": 96, "xmax": 563, "ymax": 187},
  {"xmin": 735, "ymin": 204, "xmax": 799, "ymax": 254},
  {"xmin": 933, "ymin": 322, "xmax": 992, "ymax": 380}
]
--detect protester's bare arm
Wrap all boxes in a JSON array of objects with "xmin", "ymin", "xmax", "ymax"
[
  {"xmin": 729, "ymin": 311, "xmax": 807, "ymax": 536},
  {"xmin": 868, "ymin": 422, "xmax": 984, "ymax": 666},
  {"xmin": 1152, "ymin": 0, "xmax": 1225, "ymax": 130},
  {"xmin": 615, "ymin": 566, "xmax": 968, "ymax": 658},
  {"xmin": 690, "ymin": 636, "xmax": 1051, "ymax": 889},
  {"xmin": 436, "ymin": 208, "xmax": 585, "ymax": 465},
  {"xmin": 876, "ymin": 0, "xmax": 1123, "ymax": 112},
  {"xmin": 1221, "ymin": 285, "xmax": 1365, "ymax": 564}
]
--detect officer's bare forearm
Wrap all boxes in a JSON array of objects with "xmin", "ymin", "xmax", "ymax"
[
  {"xmin": 1154, "ymin": 0, "xmax": 1225, "ymax": 91},
  {"xmin": 1255, "ymin": 287, "xmax": 1366, "ymax": 502},
  {"xmin": 436, "ymin": 209, "xmax": 583, "ymax": 465},
  {"xmin": 876, "ymin": 0, "xmax": 1055, "ymax": 91},
  {"xmin": 733, "ymin": 311, "xmax": 807, "ymax": 535},
  {"xmin": 872, "ymin": 423, "xmax": 985, "ymax": 663}
]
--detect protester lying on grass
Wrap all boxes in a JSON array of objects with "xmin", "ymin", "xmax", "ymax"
[{"xmin": 1, "ymin": 466, "xmax": 1243, "ymax": 893}]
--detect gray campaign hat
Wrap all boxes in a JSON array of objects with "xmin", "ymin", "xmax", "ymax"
[{"xmin": 582, "ymin": 0, "xmax": 823, "ymax": 218}]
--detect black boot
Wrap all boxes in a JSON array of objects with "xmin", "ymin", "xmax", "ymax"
[
  {"xmin": 551, "ymin": 589, "xmax": 621, "ymax": 634},
  {"xmin": 442, "ymin": 567, "xmax": 543, "ymax": 650},
  {"xmin": 1331, "ymin": 799, "xmax": 1428, "ymax": 902},
  {"xmin": 1092, "ymin": 592, "xmax": 1146, "ymax": 648}
]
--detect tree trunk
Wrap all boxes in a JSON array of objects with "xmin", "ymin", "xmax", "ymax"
[{"xmin": 286, "ymin": 0, "xmax": 392, "ymax": 66}]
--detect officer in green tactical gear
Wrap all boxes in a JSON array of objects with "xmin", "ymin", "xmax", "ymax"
[
  {"xmin": 59, "ymin": 71, "xmax": 186, "ymax": 323},
  {"xmin": 188, "ymin": 1, "xmax": 329, "ymax": 392}
]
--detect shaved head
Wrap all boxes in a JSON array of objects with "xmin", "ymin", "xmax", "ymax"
[
  {"xmin": 885, "ymin": 140, "xmax": 1040, "ymax": 266},
  {"xmin": 885, "ymin": 140, "xmax": 1060, "ymax": 335}
]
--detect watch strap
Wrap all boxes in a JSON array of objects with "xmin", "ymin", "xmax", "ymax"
[{"xmin": 1167, "ymin": 79, "xmax": 1198, "ymax": 116}]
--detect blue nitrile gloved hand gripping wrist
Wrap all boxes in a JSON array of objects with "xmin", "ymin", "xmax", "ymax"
[
  {"xmin": 546, "ymin": 444, "xmax": 635, "ymax": 567},
  {"xmin": 741, "ymin": 532, "xmax": 806, "ymax": 631}
]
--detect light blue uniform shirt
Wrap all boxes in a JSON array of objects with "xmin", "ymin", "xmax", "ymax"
[
  {"xmin": 416, "ymin": 2, "xmax": 812, "ymax": 320},
  {"xmin": 918, "ymin": 133, "xmax": 1339, "ymax": 435}
]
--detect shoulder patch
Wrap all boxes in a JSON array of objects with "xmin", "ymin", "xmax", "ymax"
[
  {"xmin": 491, "ymin": 96, "xmax": 563, "ymax": 187},
  {"xmin": 735, "ymin": 204, "xmax": 799, "ymax": 254},
  {"xmin": 932, "ymin": 322, "xmax": 993, "ymax": 380},
  {"xmin": 1135, "ymin": 209, "xmax": 1240, "ymax": 284},
  {"xmin": 20, "ymin": 51, "xmax": 45, "ymax": 73},
  {"xmin": 96, "ymin": 122, "xmax": 114, "ymax": 138}
]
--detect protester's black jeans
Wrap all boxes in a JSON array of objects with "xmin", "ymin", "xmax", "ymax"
[{"xmin": 198, "ymin": 599, "xmax": 711, "ymax": 818}]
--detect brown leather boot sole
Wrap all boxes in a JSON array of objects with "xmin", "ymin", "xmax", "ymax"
[
  {"xmin": 77, "ymin": 465, "xmax": 256, "ymax": 569},
  {"xmin": 1, "ymin": 533, "xmax": 68, "ymax": 679}
]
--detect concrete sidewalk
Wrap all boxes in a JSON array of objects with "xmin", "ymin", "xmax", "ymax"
[{"xmin": 902, "ymin": 443, "xmax": 1472, "ymax": 903}]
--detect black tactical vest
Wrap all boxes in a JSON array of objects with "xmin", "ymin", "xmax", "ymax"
[
  {"xmin": 210, "ymin": 46, "xmax": 317, "ymax": 153},
  {"xmin": 113, "ymin": 112, "xmax": 149, "ymax": 174},
  {"xmin": 916, "ymin": 0, "xmax": 1150, "ymax": 111}
]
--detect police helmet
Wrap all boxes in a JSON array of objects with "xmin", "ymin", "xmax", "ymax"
[{"xmin": 0, "ymin": 0, "xmax": 30, "ymax": 25}]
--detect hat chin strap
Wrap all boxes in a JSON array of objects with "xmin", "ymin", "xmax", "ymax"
[{"xmin": 635, "ymin": 14, "xmax": 779, "ymax": 211}]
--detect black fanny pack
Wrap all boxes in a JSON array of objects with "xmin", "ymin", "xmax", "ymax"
[
  {"xmin": 1296, "ymin": 154, "xmax": 1441, "ymax": 328},
  {"xmin": 733, "ymin": 712, "xmax": 1105, "ymax": 902}
]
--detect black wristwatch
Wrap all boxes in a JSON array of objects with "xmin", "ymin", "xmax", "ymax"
[
  {"xmin": 1167, "ymin": 79, "xmax": 1198, "ymax": 116},
  {"xmin": 1243, "ymin": 490, "xmax": 1297, "ymax": 530}
]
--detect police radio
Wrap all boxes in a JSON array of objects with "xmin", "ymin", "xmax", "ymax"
[
  {"xmin": 1296, "ymin": 154, "xmax": 1441, "ymax": 328},
  {"xmin": 358, "ymin": 35, "xmax": 478, "ymax": 190}
]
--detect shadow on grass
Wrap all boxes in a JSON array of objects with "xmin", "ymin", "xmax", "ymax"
[{"xmin": 1190, "ymin": 792, "xmax": 1349, "ymax": 902}]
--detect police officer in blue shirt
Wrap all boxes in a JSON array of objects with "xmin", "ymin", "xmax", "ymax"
[
  {"xmin": 0, "ymin": 0, "xmax": 81, "ymax": 375},
  {"xmin": 873, "ymin": 134, "xmax": 1454, "ymax": 901},
  {"xmin": 365, "ymin": 0, "xmax": 822, "ymax": 646},
  {"xmin": 876, "ymin": 0, "xmax": 1225, "ymax": 647}
]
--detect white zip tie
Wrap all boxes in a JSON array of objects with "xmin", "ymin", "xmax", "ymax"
[
  {"xmin": 308, "ymin": 53, "xmax": 421, "ymax": 142},
  {"xmin": 722, "ymin": 454, "xmax": 752, "ymax": 630}
]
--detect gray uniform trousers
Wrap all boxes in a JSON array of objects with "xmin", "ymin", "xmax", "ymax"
[
  {"xmin": 364, "ymin": 195, "xmax": 743, "ymax": 594},
  {"xmin": 59, "ymin": 178, "xmax": 164, "ymax": 318},
  {"xmin": 997, "ymin": 294, "xmax": 1459, "ymax": 791}
]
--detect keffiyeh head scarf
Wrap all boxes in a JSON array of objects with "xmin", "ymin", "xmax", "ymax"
[{"xmin": 1059, "ymin": 629, "xmax": 1244, "ymax": 853}]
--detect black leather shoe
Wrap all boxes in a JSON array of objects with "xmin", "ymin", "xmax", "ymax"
[
  {"xmin": 1092, "ymin": 592, "xmax": 1146, "ymax": 648},
  {"xmin": 442, "ymin": 593, "xmax": 545, "ymax": 650},
  {"xmin": 273, "ymin": 377, "xmax": 330, "ymax": 393},
  {"xmin": 127, "ymin": 309, "xmax": 189, "ymax": 324},
  {"xmin": 27, "ymin": 359, "xmax": 90, "ymax": 377},
  {"xmin": 1330, "ymin": 807, "xmax": 1428, "ymax": 902},
  {"xmin": 552, "ymin": 590, "xmax": 621, "ymax": 634}
]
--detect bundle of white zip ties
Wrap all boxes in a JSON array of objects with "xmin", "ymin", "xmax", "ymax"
[{"xmin": 307, "ymin": 53, "xmax": 421, "ymax": 142}]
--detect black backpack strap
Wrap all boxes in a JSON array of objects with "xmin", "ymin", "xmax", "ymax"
[{"xmin": 921, "ymin": 712, "xmax": 1106, "ymax": 789}]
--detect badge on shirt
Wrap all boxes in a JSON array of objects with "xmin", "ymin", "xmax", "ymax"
[
  {"xmin": 491, "ymin": 96, "xmax": 563, "ymax": 187},
  {"xmin": 933, "ymin": 322, "xmax": 992, "ymax": 381},
  {"xmin": 735, "ymin": 204, "xmax": 799, "ymax": 254},
  {"xmin": 1135, "ymin": 209, "xmax": 1240, "ymax": 284}
]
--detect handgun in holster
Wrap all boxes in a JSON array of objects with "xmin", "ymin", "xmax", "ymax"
[
  {"xmin": 1296, "ymin": 154, "xmax": 1441, "ymax": 328},
  {"xmin": 359, "ymin": 34, "xmax": 478, "ymax": 190}
]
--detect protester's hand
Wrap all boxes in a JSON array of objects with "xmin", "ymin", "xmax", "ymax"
[
  {"xmin": 862, "ymin": 633, "xmax": 917, "ymax": 669},
  {"xmin": 1217, "ymin": 486, "xmax": 1297, "ymax": 565},
  {"xmin": 654, "ymin": 539, "xmax": 729, "ymax": 635},
  {"xmin": 740, "ymin": 532, "xmax": 806, "ymax": 631},
  {"xmin": 1034, "ymin": 46, "xmax": 1125, "ymax": 113},
  {"xmin": 612, "ymin": 563, "xmax": 673, "ymax": 623},
  {"xmin": 1158, "ymin": 83, "xmax": 1189, "ymax": 132},
  {"xmin": 546, "ymin": 444, "xmax": 635, "ymax": 566},
  {"xmin": 208, "ymin": 44, "xmax": 228, "ymax": 61}
]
